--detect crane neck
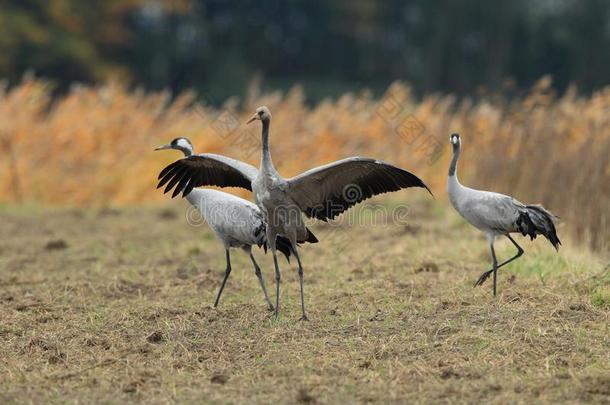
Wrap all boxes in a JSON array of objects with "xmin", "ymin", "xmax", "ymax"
[
  {"xmin": 178, "ymin": 146, "xmax": 193, "ymax": 157},
  {"xmin": 260, "ymin": 119, "xmax": 274, "ymax": 169},
  {"xmin": 448, "ymin": 142, "xmax": 461, "ymax": 178},
  {"xmin": 447, "ymin": 141, "xmax": 463, "ymax": 207}
]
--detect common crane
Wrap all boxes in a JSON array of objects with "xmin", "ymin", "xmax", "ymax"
[
  {"xmin": 157, "ymin": 107, "xmax": 431, "ymax": 320},
  {"xmin": 447, "ymin": 133, "xmax": 561, "ymax": 296},
  {"xmin": 155, "ymin": 137, "xmax": 317, "ymax": 311}
]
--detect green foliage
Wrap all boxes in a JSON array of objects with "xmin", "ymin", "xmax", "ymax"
[
  {"xmin": 590, "ymin": 268, "xmax": 610, "ymax": 308},
  {"xmin": 591, "ymin": 286, "xmax": 610, "ymax": 308},
  {"xmin": 0, "ymin": 0, "xmax": 143, "ymax": 82},
  {"xmin": 0, "ymin": 0, "xmax": 610, "ymax": 99}
]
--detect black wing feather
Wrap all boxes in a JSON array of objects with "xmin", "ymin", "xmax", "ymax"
[
  {"xmin": 157, "ymin": 155, "xmax": 254, "ymax": 198},
  {"xmin": 157, "ymin": 164, "xmax": 183, "ymax": 189},
  {"xmin": 288, "ymin": 158, "xmax": 432, "ymax": 221},
  {"xmin": 164, "ymin": 168, "xmax": 189, "ymax": 195}
]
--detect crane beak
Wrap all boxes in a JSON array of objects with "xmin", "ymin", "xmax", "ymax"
[
  {"xmin": 154, "ymin": 144, "xmax": 172, "ymax": 151},
  {"xmin": 246, "ymin": 114, "xmax": 259, "ymax": 124}
]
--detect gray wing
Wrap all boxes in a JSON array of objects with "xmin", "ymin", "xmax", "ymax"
[
  {"xmin": 286, "ymin": 157, "xmax": 431, "ymax": 221},
  {"xmin": 157, "ymin": 153, "xmax": 258, "ymax": 198},
  {"xmin": 461, "ymin": 192, "xmax": 525, "ymax": 233},
  {"xmin": 218, "ymin": 202, "xmax": 265, "ymax": 246}
]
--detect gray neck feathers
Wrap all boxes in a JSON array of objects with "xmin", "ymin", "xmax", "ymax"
[
  {"xmin": 448, "ymin": 143, "xmax": 460, "ymax": 177},
  {"xmin": 261, "ymin": 119, "xmax": 273, "ymax": 167}
]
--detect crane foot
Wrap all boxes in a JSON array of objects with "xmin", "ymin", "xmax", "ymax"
[{"xmin": 474, "ymin": 270, "xmax": 493, "ymax": 287}]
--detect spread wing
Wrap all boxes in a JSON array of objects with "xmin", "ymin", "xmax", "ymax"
[
  {"xmin": 157, "ymin": 153, "xmax": 258, "ymax": 198},
  {"xmin": 286, "ymin": 157, "xmax": 432, "ymax": 221}
]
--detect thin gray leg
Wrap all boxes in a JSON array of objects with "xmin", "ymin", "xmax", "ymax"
[
  {"xmin": 267, "ymin": 230, "xmax": 282, "ymax": 319},
  {"xmin": 474, "ymin": 235, "xmax": 525, "ymax": 290},
  {"xmin": 249, "ymin": 252, "xmax": 274, "ymax": 311},
  {"xmin": 272, "ymin": 250, "xmax": 281, "ymax": 319},
  {"xmin": 491, "ymin": 243, "xmax": 498, "ymax": 296},
  {"xmin": 292, "ymin": 245, "xmax": 308, "ymax": 321},
  {"xmin": 214, "ymin": 249, "xmax": 232, "ymax": 307}
]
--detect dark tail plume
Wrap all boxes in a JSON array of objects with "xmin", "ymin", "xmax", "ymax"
[
  {"xmin": 517, "ymin": 205, "xmax": 561, "ymax": 250},
  {"xmin": 303, "ymin": 227, "xmax": 318, "ymax": 244},
  {"xmin": 275, "ymin": 236, "xmax": 292, "ymax": 262},
  {"xmin": 264, "ymin": 227, "xmax": 319, "ymax": 263},
  {"xmin": 275, "ymin": 227, "xmax": 318, "ymax": 261},
  {"xmin": 258, "ymin": 222, "xmax": 292, "ymax": 262}
]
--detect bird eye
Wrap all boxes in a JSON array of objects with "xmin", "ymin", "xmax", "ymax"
[{"xmin": 258, "ymin": 111, "xmax": 263, "ymax": 116}]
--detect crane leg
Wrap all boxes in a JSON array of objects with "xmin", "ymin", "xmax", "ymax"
[
  {"xmin": 214, "ymin": 249, "xmax": 232, "ymax": 307},
  {"xmin": 491, "ymin": 243, "xmax": 498, "ymax": 296},
  {"xmin": 291, "ymin": 244, "xmax": 308, "ymax": 321},
  {"xmin": 272, "ymin": 250, "xmax": 281, "ymax": 319},
  {"xmin": 474, "ymin": 235, "xmax": 524, "ymax": 290},
  {"xmin": 267, "ymin": 230, "xmax": 282, "ymax": 319},
  {"xmin": 249, "ymin": 252, "xmax": 274, "ymax": 311}
]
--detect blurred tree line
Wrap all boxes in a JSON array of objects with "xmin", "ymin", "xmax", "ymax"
[{"xmin": 1, "ymin": 0, "xmax": 609, "ymax": 101}]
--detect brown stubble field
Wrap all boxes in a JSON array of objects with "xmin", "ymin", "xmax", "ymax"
[{"xmin": 1, "ymin": 198, "xmax": 608, "ymax": 404}]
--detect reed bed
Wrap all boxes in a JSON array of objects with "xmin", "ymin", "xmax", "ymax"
[{"xmin": 0, "ymin": 76, "xmax": 608, "ymax": 251}]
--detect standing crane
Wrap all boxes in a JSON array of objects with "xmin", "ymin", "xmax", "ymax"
[
  {"xmin": 446, "ymin": 133, "xmax": 560, "ymax": 295},
  {"xmin": 157, "ymin": 107, "xmax": 431, "ymax": 320},
  {"xmin": 155, "ymin": 137, "xmax": 317, "ymax": 311}
]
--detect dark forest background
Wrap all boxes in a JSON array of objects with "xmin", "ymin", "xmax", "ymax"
[{"xmin": 1, "ymin": 0, "xmax": 609, "ymax": 101}]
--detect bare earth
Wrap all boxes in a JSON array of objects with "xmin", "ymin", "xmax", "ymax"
[{"xmin": 1, "ymin": 198, "xmax": 608, "ymax": 404}]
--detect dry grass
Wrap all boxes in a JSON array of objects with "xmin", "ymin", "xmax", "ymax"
[
  {"xmin": 0, "ymin": 77, "xmax": 608, "ymax": 251},
  {"xmin": 0, "ymin": 199, "xmax": 608, "ymax": 403},
  {"xmin": 0, "ymin": 78, "xmax": 610, "ymax": 250}
]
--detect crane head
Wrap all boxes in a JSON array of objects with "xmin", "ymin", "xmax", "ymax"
[
  {"xmin": 154, "ymin": 137, "xmax": 193, "ymax": 156},
  {"xmin": 246, "ymin": 106, "xmax": 272, "ymax": 124},
  {"xmin": 450, "ymin": 133, "xmax": 461, "ymax": 146}
]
